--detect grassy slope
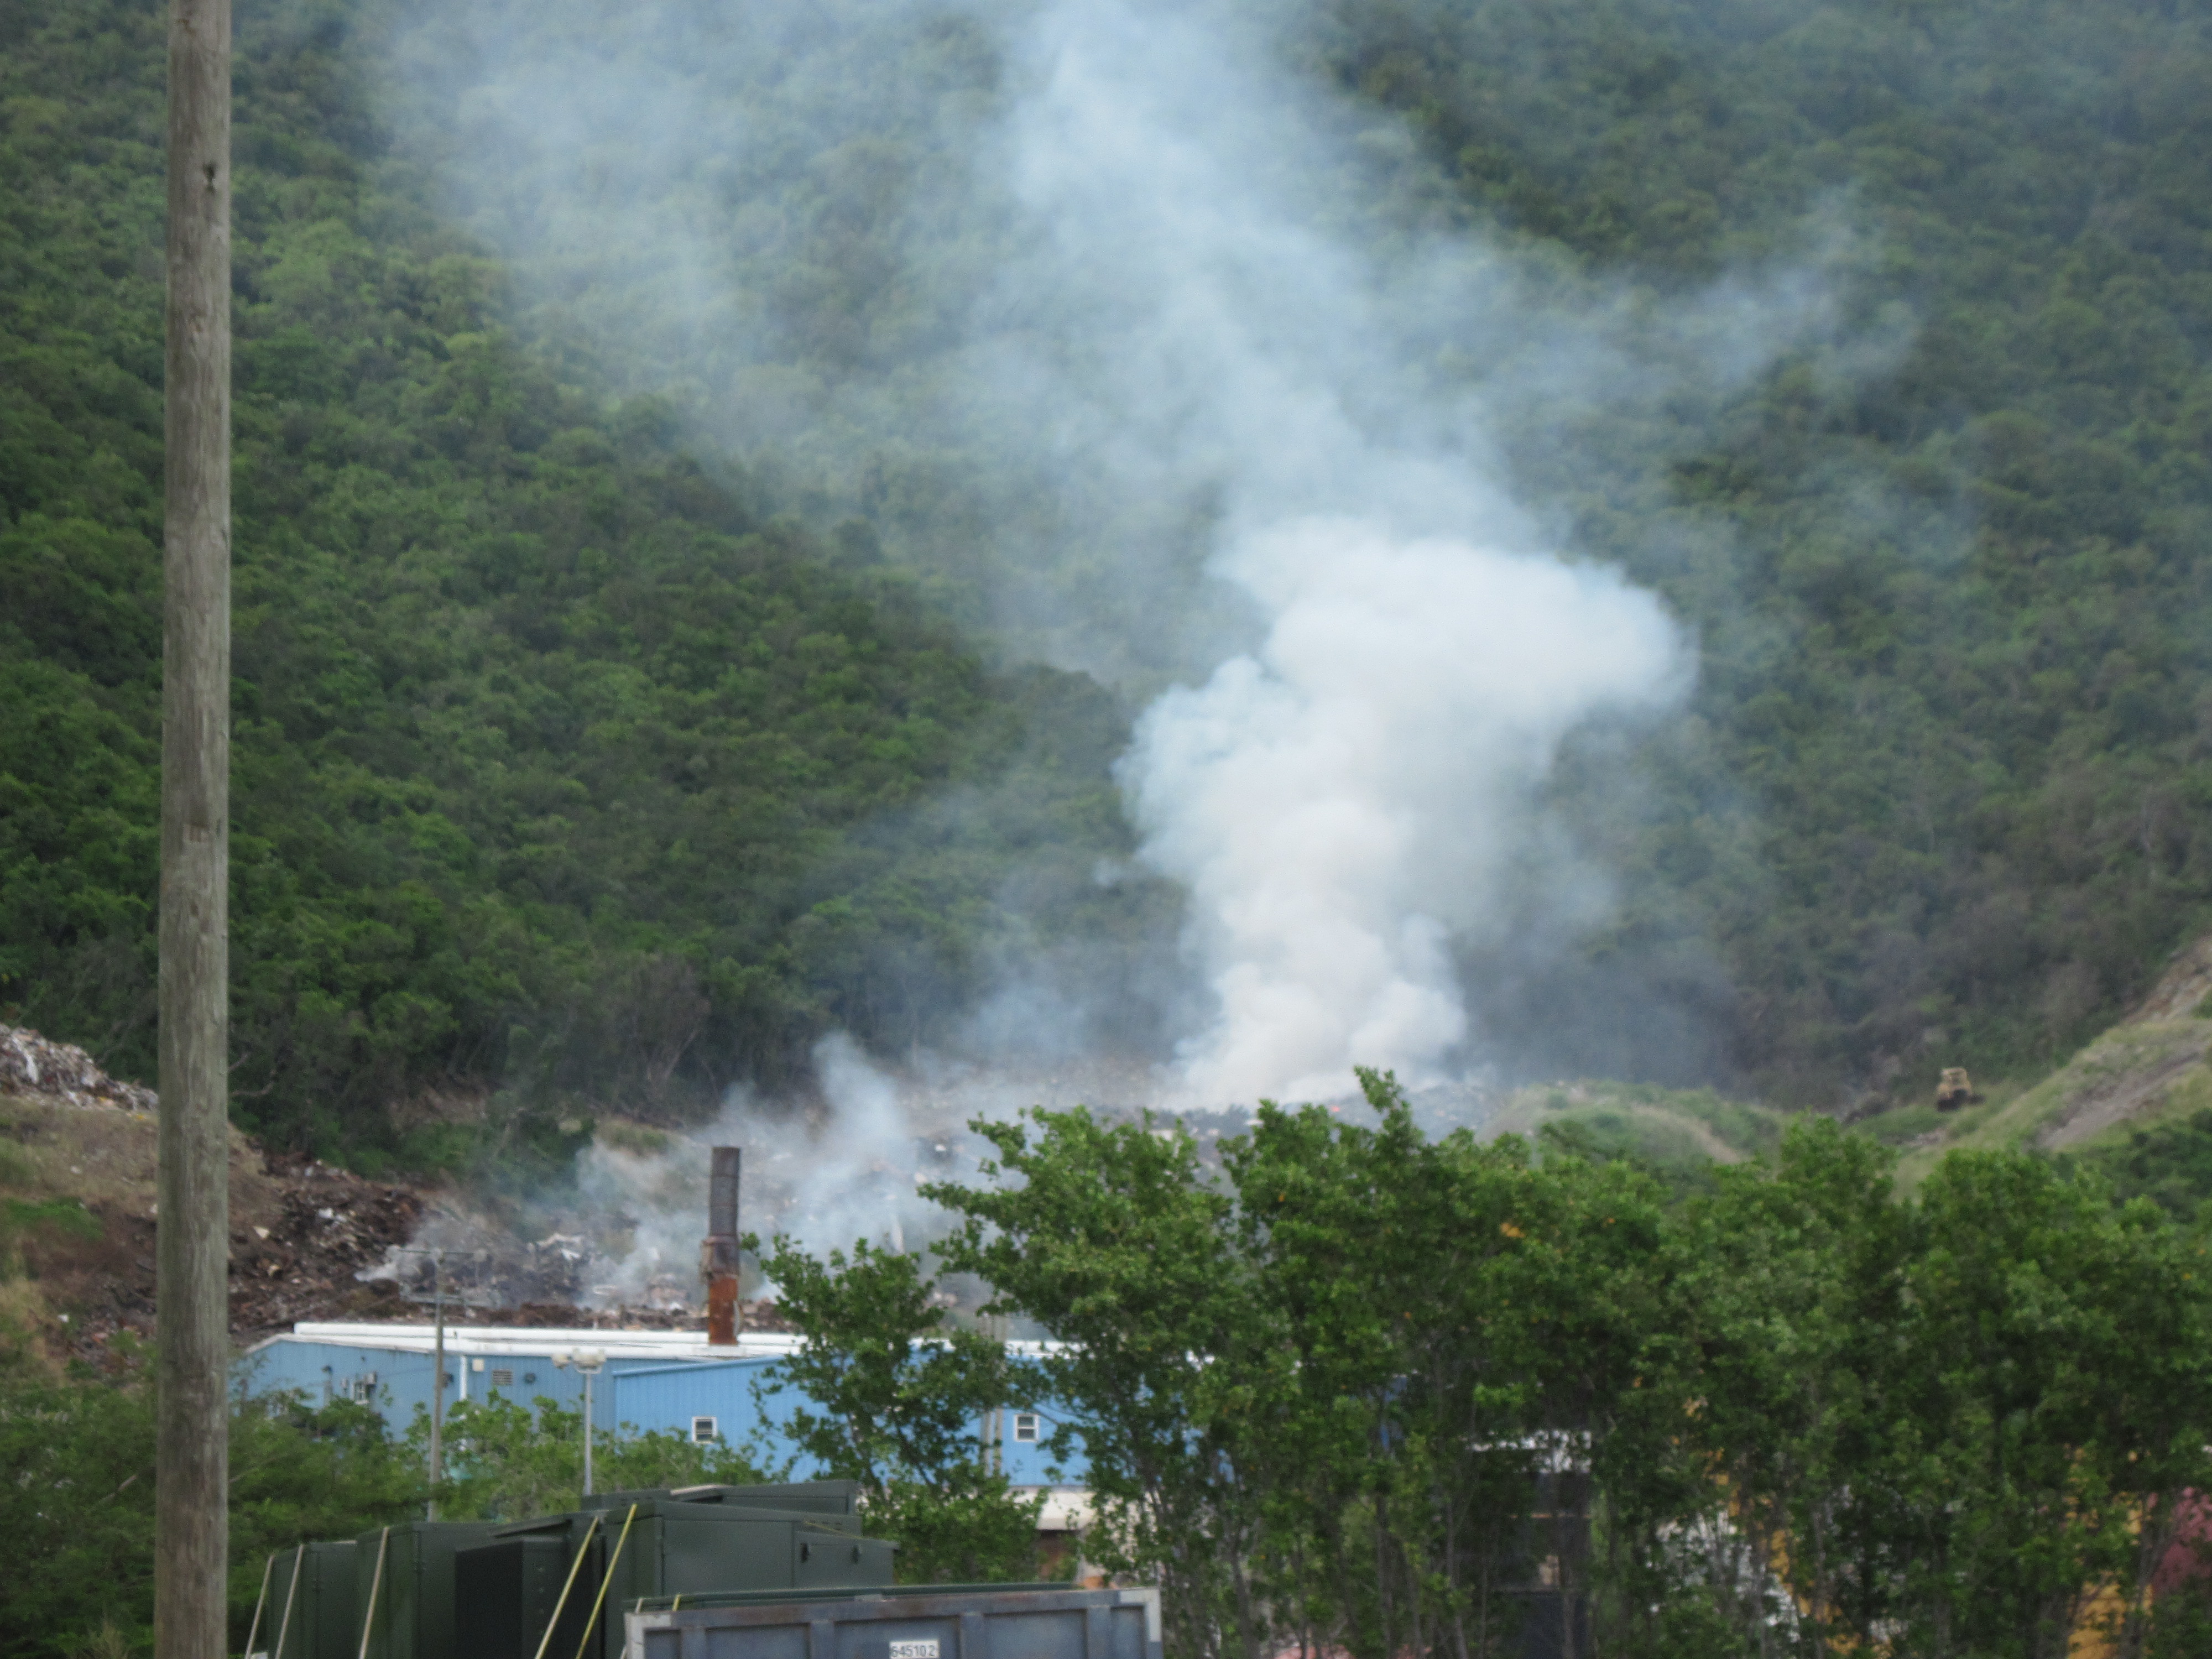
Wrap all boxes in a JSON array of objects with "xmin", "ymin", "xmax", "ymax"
[
  {"xmin": 1497, "ymin": 928, "xmax": 2212, "ymax": 1196},
  {"xmin": 1765, "ymin": 925, "xmax": 2212, "ymax": 1188},
  {"xmin": 1488, "ymin": 1077, "xmax": 1790, "ymax": 1195}
]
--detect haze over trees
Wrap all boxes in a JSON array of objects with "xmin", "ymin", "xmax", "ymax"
[
  {"xmin": 739, "ymin": 1079, "xmax": 2212, "ymax": 1657},
  {"xmin": 4, "ymin": 1, "xmax": 2212, "ymax": 1136},
  {"xmin": 0, "ymin": 0, "xmax": 1164, "ymax": 1167},
  {"xmin": 7, "ymin": 2, "xmax": 2212, "ymax": 1652}
]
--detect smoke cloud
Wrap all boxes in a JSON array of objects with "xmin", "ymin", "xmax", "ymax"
[
  {"xmin": 577, "ymin": 1034, "xmax": 1185, "ymax": 1288},
  {"xmin": 579, "ymin": 1035, "xmax": 955, "ymax": 1293},
  {"xmin": 374, "ymin": 0, "xmax": 1837, "ymax": 1111},
  {"xmin": 1124, "ymin": 522, "xmax": 1679, "ymax": 1103}
]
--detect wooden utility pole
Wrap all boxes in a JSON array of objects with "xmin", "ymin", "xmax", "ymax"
[{"xmin": 158, "ymin": 0, "xmax": 231, "ymax": 1650}]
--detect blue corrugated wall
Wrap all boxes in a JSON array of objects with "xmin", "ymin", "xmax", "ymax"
[{"xmin": 234, "ymin": 1338, "xmax": 1089, "ymax": 1487}]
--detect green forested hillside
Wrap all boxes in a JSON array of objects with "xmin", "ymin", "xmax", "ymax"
[
  {"xmin": 0, "ymin": 0, "xmax": 1156, "ymax": 1165},
  {"xmin": 1315, "ymin": 0, "xmax": 2212, "ymax": 1097},
  {"xmin": 7, "ymin": 0, "xmax": 2212, "ymax": 1152},
  {"xmin": 371, "ymin": 0, "xmax": 2212, "ymax": 1105}
]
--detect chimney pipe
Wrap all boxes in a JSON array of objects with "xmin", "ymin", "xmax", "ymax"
[{"xmin": 703, "ymin": 1146, "xmax": 742, "ymax": 1346}]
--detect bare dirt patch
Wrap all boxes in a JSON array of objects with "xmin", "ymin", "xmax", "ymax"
[
  {"xmin": 0, "ymin": 1024, "xmax": 426, "ymax": 1361},
  {"xmin": 2031, "ymin": 1024, "xmax": 2212, "ymax": 1149},
  {"xmin": 2128, "ymin": 933, "xmax": 2212, "ymax": 1025}
]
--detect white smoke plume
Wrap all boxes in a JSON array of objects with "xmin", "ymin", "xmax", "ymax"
[
  {"xmin": 1124, "ymin": 523, "xmax": 1679, "ymax": 1104},
  {"xmin": 374, "ymin": 0, "xmax": 1837, "ymax": 1116},
  {"xmin": 578, "ymin": 1035, "xmax": 952, "ymax": 1296},
  {"xmin": 577, "ymin": 1035, "xmax": 1180, "ymax": 1293},
  {"xmin": 973, "ymin": 0, "xmax": 1693, "ymax": 1100}
]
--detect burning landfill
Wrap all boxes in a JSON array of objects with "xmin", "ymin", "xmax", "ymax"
[
  {"xmin": 3, "ymin": 1019, "xmax": 1496, "ymax": 1359},
  {"xmin": 364, "ymin": 1037, "xmax": 1495, "ymax": 1327}
]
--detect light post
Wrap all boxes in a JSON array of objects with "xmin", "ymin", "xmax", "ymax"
[
  {"xmin": 551, "ymin": 1348, "xmax": 608, "ymax": 1498},
  {"xmin": 428, "ymin": 1249, "xmax": 445, "ymax": 1519},
  {"xmin": 390, "ymin": 1245, "xmax": 455, "ymax": 1517}
]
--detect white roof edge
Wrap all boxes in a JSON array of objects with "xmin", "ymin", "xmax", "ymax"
[
  {"xmin": 279, "ymin": 1321, "xmax": 805, "ymax": 1358},
  {"xmin": 276, "ymin": 1322, "xmax": 1071, "ymax": 1358}
]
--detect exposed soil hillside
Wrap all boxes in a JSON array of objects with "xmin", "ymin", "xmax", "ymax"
[
  {"xmin": 0, "ymin": 1025, "xmax": 423, "ymax": 1365},
  {"xmin": 1858, "ymin": 936, "xmax": 2212, "ymax": 1182},
  {"xmin": 1480, "ymin": 936, "xmax": 2212, "ymax": 1190},
  {"xmin": 0, "ymin": 1026, "xmax": 797, "ymax": 1369}
]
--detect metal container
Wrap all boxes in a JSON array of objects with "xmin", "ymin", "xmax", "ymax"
[
  {"xmin": 595, "ymin": 1480, "xmax": 864, "ymax": 1517},
  {"xmin": 469, "ymin": 1499, "xmax": 898, "ymax": 1659},
  {"xmin": 583, "ymin": 1495, "xmax": 865, "ymax": 1536},
  {"xmin": 453, "ymin": 1533, "xmax": 577, "ymax": 1659},
  {"xmin": 352, "ymin": 1520, "xmax": 500, "ymax": 1659},
  {"xmin": 622, "ymin": 1585, "xmax": 1164, "ymax": 1659},
  {"xmin": 255, "ymin": 1540, "xmax": 358, "ymax": 1659}
]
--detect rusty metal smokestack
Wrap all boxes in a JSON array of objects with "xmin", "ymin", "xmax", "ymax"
[{"xmin": 703, "ymin": 1145, "xmax": 742, "ymax": 1346}]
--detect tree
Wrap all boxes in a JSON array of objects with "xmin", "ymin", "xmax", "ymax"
[
  {"xmin": 1888, "ymin": 1154, "xmax": 2212, "ymax": 1658},
  {"xmin": 408, "ymin": 1394, "xmax": 771, "ymax": 1523},
  {"xmin": 928, "ymin": 1108, "xmax": 1277, "ymax": 1659},
  {"xmin": 0, "ymin": 1361, "xmax": 422, "ymax": 1659},
  {"xmin": 756, "ymin": 1235, "xmax": 1045, "ymax": 1582},
  {"xmin": 1643, "ymin": 1119, "xmax": 1910, "ymax": 1658},
  {"xmin": 1228, "ymin": 1074, "xmax": 1668, "ymax": 1659}
]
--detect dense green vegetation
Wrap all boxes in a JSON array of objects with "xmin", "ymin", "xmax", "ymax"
[
  {"xmin": 904, "ymin": 1079, "xmax": 2212, "ymax": 1658},
  {"xmin": 1310, "ymin": 0, "xmax": 2212, "ymax": 1095},
  {"xmin": 369, "ymin": 0, "xmax": 2212, "ymax": 1105},
  {"xmin": 0, "ymin": 0, "xmax": 1156, "ymax": 1162},
  {"xmin": 11, "ymin": 0, "xmax": 2212, "ymax": 1148},
  {"xmin": 2083, "ymin": 1105, "xmax": 2212, "ymax": 1219},
  {"xmin": 0, "ymin": 1369, "xmax": 424, "ymax": 1659}
]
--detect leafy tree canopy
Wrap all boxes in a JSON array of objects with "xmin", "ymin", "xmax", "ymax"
[{"xmin": 0, "ymin": 0, "xmax": 1162, "ymax": 1165}]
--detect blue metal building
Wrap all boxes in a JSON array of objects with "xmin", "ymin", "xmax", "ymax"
[
  {"xmin": 237, "ymin": 1322, "xmax": 1088, "ymax": 1511},
  {"xmin": 233, "ymin": 1322, "xmax": 787, "ymax": 1435},
  {"xmin": 603, "ymin": 1355, "xmax": 1082, "ymax": 1489}
]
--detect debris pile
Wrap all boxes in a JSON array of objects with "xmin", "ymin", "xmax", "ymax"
[
  {"xmin": 1, "ymin": 1025, "xmax": 157, "ymax": 1113},
  {"xmin": 2, "ymin": 1022, "xmax": 795, "ymax": 1348},
  {"xmin": 228, "ymin": 1157, "xmax": 426, "ymax": 1336},
  {"xmin": 362, "ymin": 1221, "xmax": 596, "ymax": 1310},
  {"xmin": 414, "ymin": 1297, "xmax": 792, "ymax": 1333}
]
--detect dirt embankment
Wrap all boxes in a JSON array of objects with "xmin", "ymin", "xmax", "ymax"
[
  {"xmin": 1886, "ymin": 931, "xmax": 2212, "ymax": 1177},
  {"xmin": 0, "ymin": 1026, "xmax": 792, "ymax": 1369},
  {"xmin": 2001, "ymin": 936, "xmax": 2212, "ymax": 1151},
  {"xmin": 1, "ymin": 1025, "xmax": 425, "ymax": 1364}
]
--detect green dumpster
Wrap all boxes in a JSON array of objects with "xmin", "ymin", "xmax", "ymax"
[
  {"xmin": 457, "ymin": 1498, "xmax": 896, "ymax": 1659},
  {"xmin": 254, "ymin": 1540, "xmax": 357, "ymax": 1659},
  {"xmin": 450, "ymin": 1533, "xmax": 577, "ymax": 1659},
  {"xmin": 352, "ymin": 1521, "xmax": 498, "ymax": 1659}
]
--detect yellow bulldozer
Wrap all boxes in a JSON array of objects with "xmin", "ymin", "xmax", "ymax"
[{"xmin": 1935, "ymin": 1066, "xmax": 1979, "ymax": 1111}]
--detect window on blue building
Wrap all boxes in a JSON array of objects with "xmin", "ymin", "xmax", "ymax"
[
  {"xmin": 1013, "ymin": 1413, "xmax": 1039, "ymax": 1443},
  {"xmin": 692, "ymin": 1416, "xmax": 718, "ymax": 1444}
]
